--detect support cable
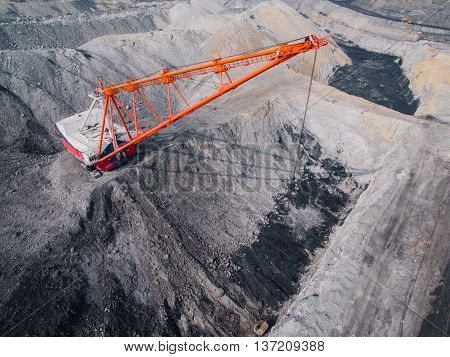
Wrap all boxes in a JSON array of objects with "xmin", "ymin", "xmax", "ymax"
[
  {"xmin": 284, "ymin": 49, "xmax": 318, "ymax": 224},
  {"xmin": 292, "ymin": 49, "xmax": 318, "ymax": 181}
]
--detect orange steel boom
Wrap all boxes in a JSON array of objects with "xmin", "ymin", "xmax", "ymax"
[{"xmin": 90, "ymin": 35, "xmax": 328, "ymax": 170}]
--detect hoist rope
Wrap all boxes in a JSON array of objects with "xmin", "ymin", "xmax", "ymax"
[
  {"xmin": 284, "ymin": 49, "xmax": 318, "ymax": 224},
  {"xmin": 291, "ymin": 48, "xmax": 318, "ymax": 182}
]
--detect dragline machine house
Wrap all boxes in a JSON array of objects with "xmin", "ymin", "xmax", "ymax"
[{"xmin": 56, "ymin": 35, "xmax": 328, "ymax": 171}]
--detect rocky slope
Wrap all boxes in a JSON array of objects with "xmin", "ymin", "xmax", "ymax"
[
  {"xmin": 348, "ymin": 0, "xmax": 450, "ymax": 28},
  {"xmin": 0, "ymin": 0, "xmax": 448, "ymax": 337},
  {"xmin": 0, "ymin": 0, "xmax": 357, "ymax": 336},
  {"xmin": 287, "ymin": 0, "xmax": 450, "ymax": 123}
]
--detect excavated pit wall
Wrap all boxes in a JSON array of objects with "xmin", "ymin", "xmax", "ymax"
[
  {"xmin": 0, "ymin": 1, "xmax": 174, "ymax": 50},
  {"xmin": 0, "ymin": 104, "xmax": 363, "ymax": 335},
  {"xmin": 0, "ymin": 0, "xmax": 363, "ymax": 336},
  {"xmin": 329, "ymin": 42, "xmax": 419, "ymax": 115},
  {"xmin": 1, "ymin": 0, "xmax": 448, "ymax": 337},
  {"xmin": 288, "ymin": 0, "xmax": 450, "ymax": 123}
]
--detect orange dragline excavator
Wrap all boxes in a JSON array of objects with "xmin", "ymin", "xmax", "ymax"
[{"xmin": 56, "ymin": 35, "xmax": 328, "ymax": 171}]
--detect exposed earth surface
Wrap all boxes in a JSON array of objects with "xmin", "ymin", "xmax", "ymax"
[{"xmin": 0, "ymin": 0, "xmax": 448, "ymax": 337}]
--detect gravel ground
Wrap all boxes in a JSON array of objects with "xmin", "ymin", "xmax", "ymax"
[{"xmin": 0, "ymin": 0, "xmax": 448, "ymax": 337}]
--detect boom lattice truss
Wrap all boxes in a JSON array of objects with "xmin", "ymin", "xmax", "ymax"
[{"xmin": 65, "ymin": 35, "xmax": 328, "ymax": 171}]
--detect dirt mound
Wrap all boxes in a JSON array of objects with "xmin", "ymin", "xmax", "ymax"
[
  {"xmin": 1, "ymin": 0, "xmax": 448, "ymax": 338},
  {"xmin": 0, "ymin": 1, "xmax": 359, "ymax": 336},
  {"xmin": 198, "ymin": 0, "xmax": 350, "ymax": 82},
  {"xmin": 0, "ymin": 115, "xmax": 361, "ymax": 335},
  {"xmin": 0, "ymin": 0, "xmax": 349, "ymax": 155},
  {"xmin": 0, "ymin": 85, "xmax": 56, "ymax": 154}
]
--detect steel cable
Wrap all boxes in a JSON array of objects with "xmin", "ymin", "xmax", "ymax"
[{"xmin": 284, "ymin": 49, "xmax": 318, "ymax": 224}]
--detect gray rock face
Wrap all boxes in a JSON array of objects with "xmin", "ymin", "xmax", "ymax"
[
  {"xmin": 271, "ymin": 115, "xmax": 449, "ymax": 336},
  {"xmin": 0, "ymin": 0, "xmax": 448, "ymax": 337},
  {"xmin": 289, "ymin": 0, "xmax": 450, "ymax": 123},
  {"xmin": 348, "ymin": 0, "xmax": 450, "ymax": 28}
]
